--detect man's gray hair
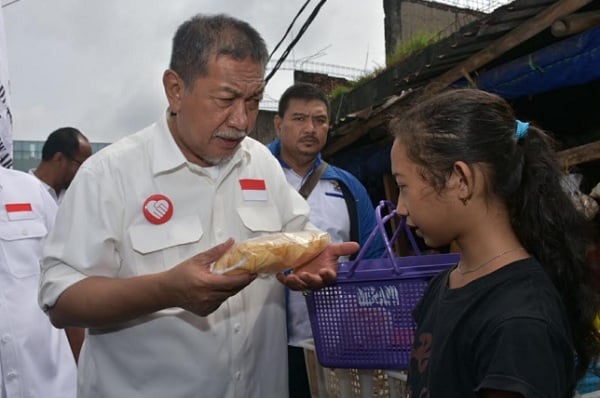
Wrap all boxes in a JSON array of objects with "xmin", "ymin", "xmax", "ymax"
[{"xmin": 169, "ymin": 14, "xmax": 269, "ymax": 88}]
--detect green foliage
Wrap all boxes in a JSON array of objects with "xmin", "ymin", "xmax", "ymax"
[
  {"xmin": 388, "ymin": 31, "xmax": 440, "ymax": 65},
  {"xmin": 329, "ymin": 32, "xmax": 440, "ymax": 102},
  {"xmin": 329, "ymin": 84, "xmax": 352, "ymax": 100}
]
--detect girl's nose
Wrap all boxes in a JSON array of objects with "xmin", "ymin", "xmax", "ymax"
[{"xmin": 395, "ymin": 199, "xmax": 408, "ymax": 217}]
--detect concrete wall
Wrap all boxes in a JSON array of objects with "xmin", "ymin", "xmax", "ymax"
[
  {"xmin": 384, "ymin": 0, "xmax": 482, "ymax": 65},
  {"xmin": 294, "ymin": 70, "xmax": 351, "ymax": 95}
]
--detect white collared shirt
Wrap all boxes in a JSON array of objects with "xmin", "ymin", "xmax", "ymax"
[
  {"xmin": 0, "ymin": 167, "xmax": 77, "ymax": 398},
  {"xmin": 39, "ymin": 114, "xmax": 312, "ymax": 398},
  {"xmin": 28, "ymin": 169, "xmax": 65, "ymax": 204},
  {"xmin": 283, "ymin": 168, "xmax": 351, "ymax": 346}
]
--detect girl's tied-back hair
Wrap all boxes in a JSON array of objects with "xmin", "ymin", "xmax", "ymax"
[{"xmin": 389, "ymin": 88, "xmax": 600, "ymax": 379}]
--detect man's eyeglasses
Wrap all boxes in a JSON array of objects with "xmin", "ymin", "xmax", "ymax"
[{"xmin": 68, "ymin": 157, "xmax": 84, "ymax": 166}]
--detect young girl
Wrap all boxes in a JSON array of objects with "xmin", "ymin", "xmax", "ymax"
[{"xmin": 389, "ymin": 89, "xmax": 600, "ymax": 397}]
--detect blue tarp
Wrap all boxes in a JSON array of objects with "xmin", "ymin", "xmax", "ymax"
[{"xmin": 454, "ymin": 26, "xmax": 600, "ymax": 98}]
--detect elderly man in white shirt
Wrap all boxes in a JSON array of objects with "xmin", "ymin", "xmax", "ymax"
[
  {"xmin": 0, "ymin": 167, "xmax": 77, "ymax": 398},
  {"xmin": 38, "ymin": 13, "xmax": 357, "ymax": 398}
]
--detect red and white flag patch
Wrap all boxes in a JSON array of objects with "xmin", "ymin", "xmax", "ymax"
[
  {"xmin": 239, "ymin": 179, "xmax": 267, "ymax": 201},
  {"xmin": 5, "ymin": 203, "xmax": 35, "ymax": 221}
]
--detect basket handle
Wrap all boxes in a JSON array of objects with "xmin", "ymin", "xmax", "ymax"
[{"xmin": 346, "ymin": 200, "xmax": 422, "ymax": 277}]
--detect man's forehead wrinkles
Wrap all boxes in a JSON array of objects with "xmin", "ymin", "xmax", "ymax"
[{"xmin": 215, "ymin": 83, "xmax": 264, "ymax": 98}]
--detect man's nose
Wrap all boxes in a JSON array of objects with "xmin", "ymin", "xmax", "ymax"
[{"xmin": 228, "ymin": 101, "xmax": 249, "ymax": 131}]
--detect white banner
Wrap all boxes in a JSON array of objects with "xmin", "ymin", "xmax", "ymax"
[{"xmin": 0, "ymin": 6, "xmax": 13, "ymax": 168}]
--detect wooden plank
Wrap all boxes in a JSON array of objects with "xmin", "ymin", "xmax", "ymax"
[
  {"xmin": 324, "ymin": 90, "xmax": 417, "ymax": 156},
  {"xmin": 551, "ymin": 10, "xmax": 600, "ymax": 37},
  {"xmin": 323, "ymin": 111, "xmax": 390, "ymax": 157},
  {"xmin": 477, "ymin": 20, "xmax": 524, "ymax": 36},
  {"xmin": 505, "ymin": 0, "xmax": 557, "ymax": 10},
  {"xmin": 485, "ymin": 6, "xmax": 548, "ymax": 24},
  {"xmin": 424, "ymin": 0, "xmax": 595, "ymax": 96},
  {"xmin": 557, "ymin": 140, "xmax": 600, "ymax": 167}
]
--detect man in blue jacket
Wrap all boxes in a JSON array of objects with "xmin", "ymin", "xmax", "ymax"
[{"xmin": 268, "ymin": 82, "xmax": 384, "ymax": 398}]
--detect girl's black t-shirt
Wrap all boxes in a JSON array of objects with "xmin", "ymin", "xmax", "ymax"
[{"xmin": 407, "ymin": 258, "xmax": 575, "ymax": 398}]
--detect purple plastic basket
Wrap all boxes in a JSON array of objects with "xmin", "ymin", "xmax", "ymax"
[{"xmin": 305, "ymin": 200, "xmax": 460, "ymax": 369}]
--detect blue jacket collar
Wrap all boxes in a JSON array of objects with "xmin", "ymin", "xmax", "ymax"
[{"xmin": 267, "ymin": 139, "xmax": 324, "ymax": 174}]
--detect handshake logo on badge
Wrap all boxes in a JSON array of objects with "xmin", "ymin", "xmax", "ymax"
[{"xmin": 143, "ymin": 194, "xmax": 173, "ymax": 224}]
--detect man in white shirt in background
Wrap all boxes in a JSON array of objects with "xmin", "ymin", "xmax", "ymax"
[
  {"xmin": 269, "ymin": 83, "xmax": 384, "ymax": 398},
  {"xmin": 30, "ymin": 127, "xmax": 92, "ymax": 204},
  {"xmin": 29, "ymin": 127, "xmax": 89, "ymax": 362},
  {"xmin": 0, "ymin": 166, "xmax": 77, "ymax": 398}
]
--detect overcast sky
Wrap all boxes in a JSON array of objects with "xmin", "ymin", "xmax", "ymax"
[{"xmin": 3, "ymin": 0, "xmax": 385, "ymax": 143}]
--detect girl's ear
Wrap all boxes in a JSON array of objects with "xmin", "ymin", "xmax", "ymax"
[{"xmin": 450, "ymin": 161, "xmax": 474, "ymax": 204}]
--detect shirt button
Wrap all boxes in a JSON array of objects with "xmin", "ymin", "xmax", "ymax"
[
  {"xmin": 1, "ymin": 334, "xmax": 11, "ymax": 344},
  {"xmin": 235, "ymin": 371, "xmax": 241, "ymax": 380},
  {"xmin": 6, "ymin": 371, "xmax": 17, "ymax": 381},
  {"xmin": 233, "ymin": 323, "xmax": 241, "ymax": 334},
  {"xmin": 21, "ymin": 229, "xmax": 28, "ymax": 236}
]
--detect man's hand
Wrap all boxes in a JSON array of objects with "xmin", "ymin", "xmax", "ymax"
[
  {"xmin": 276, "ymin": 241, "xmax": 359, "ymax": 291},
  {"xmin": 48, "ymin": 239, "xmax": 257, "ymax": 329},
  {"xmin": 166, "ymin": 239, "xmax": 256, "ymax": 316}
]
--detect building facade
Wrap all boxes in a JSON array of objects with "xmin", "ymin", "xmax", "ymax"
[{"xmin": 13, "ymin": 140, "xmax": 110, "ymax": 172}]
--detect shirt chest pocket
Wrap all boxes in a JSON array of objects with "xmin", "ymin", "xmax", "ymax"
[
  {"xmin": 236, "ymin": 206, "xmax": 282, "ymax": 238},
  {"xmin": 128, "ymin": 215, "xmax": 204, "ymax": 272},
  {"xmin": 0, "ymin": 218, "xmax": 48, "ymax": 278}
]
